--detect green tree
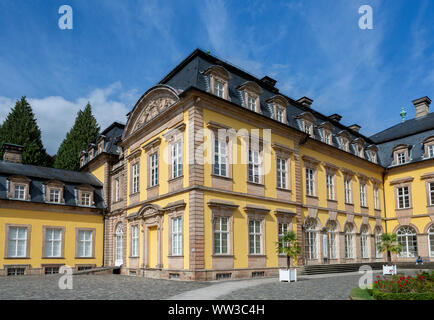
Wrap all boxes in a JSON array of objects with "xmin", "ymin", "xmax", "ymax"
[
  {"xmin": 54, "ymin": 102, "xmax": 100, "ymax": 171},
  {"xmin": 0, "ymin": 96, "xmax": 49, "ymax": 166},
  {"xmin": 276, "ymin": 230, "xmax": 302, "ymax": 269},
  {"xmin": 376, "ymin": 233, "xmax": 403, "ymax": 265}
]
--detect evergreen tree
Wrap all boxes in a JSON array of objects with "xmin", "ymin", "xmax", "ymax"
[
  {"xmin": 0, "ymin": 96, "xmax": 49, "ymax": 166},
  {"xmin": 54, "ymin": 102, "xmax": 100, "ymax": 171}
]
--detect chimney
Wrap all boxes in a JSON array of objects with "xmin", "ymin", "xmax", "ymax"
[
  {"xmin": 412, "ymin": 96, "xmax": 431, "ymax": 119},
  {"xmin": 348, "ymin": 124, "xmax": 361, "ymax": 133},
  {"xmin": 329, "ymin": 113, "xmax": 342, "ymax": 122},
  {"xmin": 1, "ymin": 143, "xmax": 24, "ymax": 163},
  {"xmin": 297, "ymin": 96, "xmax": 313, "ymax": 108},
  {"xmin": 260, "ymin": 76, "xmax": 277, "ymax": 88}
]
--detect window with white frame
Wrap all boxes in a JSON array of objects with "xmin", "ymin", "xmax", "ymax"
[
  {"xmin": 49, "ymin": 188, "xmax": 60, "ymax": 203},
  {"xmin": 276, "ymin": 158, "xmax": 288, "ymax": 189},
  {"xmin": 304, "ymin": 122, "xmax": 313, "ymax": 137},
  {"xmin": 322, "ymin": 131, "xmax": 332, "ymax": 145},
  {"xmin": 247, "ymin": 95, "xmax": 256, "ymax": 111},
  {"xmin": 45, "ymin": 228, "xmax": 62, "ymax": 257},
  {"xmin": 132, "ymin": 163, "xmax": 139, "ymax": 193},
  {"xmin": 81, "ymin": 191, "xmax": 92, "ymax": 206},
  {"xmin": 7, "ymin": 226, "xmax": 27, "ymax": 257},
  {"xmin": 249, "ymin": 220, "xmax": 262, "ymax": 254},
  {"xmin": 428, "ymin": 225, "xmax": 434, "ymax": 257},
  {"xmin": 340, "ymin": 138, "xmax": 349, "ymax": 152},
  {"xmin": 150, "ymin": 153, "xmax": 159, "ymax": 187},
  {"xmin": 214, "ymin": 79, "xmax": 225, "ymax": 98},
  {"xmin": 304, "ymin": 218, "xmax": 318, "ymax": 260},
  {"xmin": 375, "ymin": 228, "xmax": 382, "ymax": 258},
  {"xmin": 131, "ymin": 225, "xmax": 139, "ymax": 257},
  {"xmin": 14, "ymin": 185, "xmax": 26, "ymax": 200},
  {"xmin": 326, "ymin": 221, "xmax": 337, "ymax": 259},
  {"xmin": 213, "ymin": 217, "xmax": 229, "ymax": 254},
  {"xmin": 248, "ymin": 149, "xmax": 260, "ymax": 183},
  {"xmin": 360, "ymin": 225, "xmax": 369, "ymax": 259},
  {"xmin": 172, "ymin": 217, "xmax": 182, "ymax": 256},
  {"xmin": 397, "ymin": 226, "xmax": 418, "ymax": 258},
  {"xmin": 429, "ymin": 182, "xmax": 434, "ymax": 206},
  {"xmin": 276, "ymin": 108, "xmax": 284, "ymax": 123},
  {"xmin": 397, "ymin": 186, "xmax": 410, "ymax": 209},
  {"xmin": 360, "ymin": 183, "xmax": 367, "ymax": 207},
  {"xmin": 77, "ymin": 230, "xmax": 93, "ymax": 258},
  {"xmin": 115, "ymin": 224, "xmax": 123, "ymax": 263},
  {"xmin": 326, "ymin": 174, "xmax": 335, "ymax": 200},
  {"xmin": 344, "ymin": 224, "xmax": 355, "ymax": 259},
  {"xmin": 397, "ymin": 152, "xmax": 406, "ymax": 164},
  {"xmin": 305, "ymin": 168, "xmax": 315, "ymax": 196},
  {"xmin": 213, "ymin": 139, "xmax": 227, "ymax": 177},
  {"xmin": 172, "ymin": 141, "xmax": 183, "ymax": 179},
  {"xmin": 428, "ymin": 145, "xmax": 434, "ymax": 159},
  {"xmin": 344, "ymin": 179, "xmax": 352, "ymax": 203},
  {"xmin": 114, "ymin": 178, "xmax": 120, "ymax": 202},
  {"xmin": 278, "ymin": 222, "xmax": 289, "ymax": 249},
  {"xmin": 374, "ymin": 187, "xmax": 380, "ymax": 210}
]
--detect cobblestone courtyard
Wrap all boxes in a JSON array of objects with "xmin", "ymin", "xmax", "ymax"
[{"xmin": 0, "ymin": 271, "xmax": 395, "ymax": 300}]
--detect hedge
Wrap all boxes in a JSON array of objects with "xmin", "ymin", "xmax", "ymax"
[{"xmin": 371, "ymin": 289, "xmax": 434, "ymax": 300}]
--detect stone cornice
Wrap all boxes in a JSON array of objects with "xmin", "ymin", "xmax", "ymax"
[
  {"xmin": 207, "ymin": 199, "xmax": 239, "ymax": 209},
  {"xmin": 142, "ymin": 137, "xmax": 161, "ymax": 151},
  {"xmin": 389, "ymin": 176, "xmax": 414, "ymax": 185}
]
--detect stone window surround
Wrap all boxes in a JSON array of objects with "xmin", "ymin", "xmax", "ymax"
[
  {"xmin": 208, "ymin": 200, "xmax": 238, "ymax": 256},
  {"xmin": 237, "ymin": 81, "xmax": 262, "ymax": 113},
  {"xmin": 75, "ymin": 227, "xmax": 96, "ymax": 259},
  {"xmin": 266, "ymin": 96, "xmax": 288, "ymax": 124},
  {"xmin": 272, "ymin": 143, "xmax": 293, "ymax": 192},
  {"xmin": 421, "ymin": 173, "xmax": 434, "ymax": 214},
  {"xmin": 358, "ymin": 174, "xmax": 369, "ymax": 209},
  {"xmin": 392, "ymin": 144, "xmax": 410, "ymax": 165},
  {"xmin": 204, "ymin": 65, "xmax": 232, "ymax": 101},
  {"xmin": 337, "ymin": 131, "xmax": 350, "ymax": 152},
  {"xmin": 371, "ymin": 178, "xmax": 382, "ymax": 212},
  {"xmin": 7, "ymin": 175, "xmax": 31, "ymax": 201},
  {"xmin": 366, "ymin": 145, "xmax": 378, "ymax": 163},
  {"xmin": 341, "ymin": 168, "xmax": 355, "ymax": 206},
  {"xmin": 275, "ymin": 209, "xmax": 296, "ymax": 256},
  {"xmin": 318, "ymin": 122, "xmax": 334, "ymax": 145},
  {"xmin": 390, "ymin": 177, "xmax": 414, "ymax": 213},
  {"xmin": 44, "ymin": 180, "xmax": 65, "ymax": 204},
  {"xmin": 4, "ymin": 223, "xmax": 31, "ymax": 259},
  {"xmin": 163, "ymin": 123, "xmax": 186, "ymax": 189},
  {"xmin": 42, "ymin": 226, "xmax": 65, "ymax": 259},
  {"xmin": 351, "ymin": 138, "xmax": 365, "ymax": 158},
  {"xmin": 423, "ymin": 136, "xmax": 434, "ymax": 159},
  {"xmin": 127, "ymin": 148, "xmax": 141, "ymax": 199},
  {"xmin": 142, "ymin": 137, "xmax": 161, "ymax": 191},
  {"xmin": 302, "ymin": 155, "xmax": 320, "ymax": 205},
  {"xmin": 112, "ymin": 174, "xmax": 122, "ymax": 204},
  {"xmin": 207, "ymin": 121, "xmax": 234, "ymax": 181},
  {"xmin": 242, "ymin": 133, "xmax": 267, "ymax": 187},
  {"xmin": 323, "ymin": 162, "xmax": 338, "ymax": 202},
  {"xmin": 168, "ymin": 208, "xmax": 184, "ymax": 257},
  {"xmin": 129, "ymin": 223, "xmax": 140, "ymax": 258},
  {"xmin": 76, "ymin": 184, "xmax": 95, "ymax": 207},
  {"xmin": 245, "ymin": 205, "xmax": 269, "ymax": 257}
]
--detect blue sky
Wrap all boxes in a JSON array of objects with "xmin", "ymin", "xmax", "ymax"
[{"xmin": 0, "ymin": 0, "xmax": 433, "ymax": 154}]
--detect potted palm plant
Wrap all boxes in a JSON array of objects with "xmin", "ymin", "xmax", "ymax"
[
  {"xmin": 376, "ymin": 233, "xmax": 403, "ymax": 275},
  {"xmin": 276, "ymin": 230, "xmax": 301, "ymax": 282}
]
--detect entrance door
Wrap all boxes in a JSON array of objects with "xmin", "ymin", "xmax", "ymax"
[
  {"xmin": 115, "ymin": 224, "xmax": 123, "ymax": 266},
  {"xmin": 148, "ymin": 226, "xmax": 158, "ymax": 268}
]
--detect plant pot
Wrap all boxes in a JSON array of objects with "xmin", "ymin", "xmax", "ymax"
[
  {"xmin": 382, "ymin": 265, "xmax": 397, "ymax": 275},
  {"xmin": 279, "ymin": 268, "xmax": 297, "ymax": 282}
]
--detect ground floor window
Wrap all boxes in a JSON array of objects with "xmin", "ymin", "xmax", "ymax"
[
  {"xmin": 304, "ymin": 218, "xmax": 318, "ymax": 260},
  {"xmin": 249, "ymin": 220, "xmax": 262, "ymax": 254},
  {"xmin": 7, "ymin": 267, "xmax": 25, "ymax": 276},
  {"xmin": 397, "ymin": 226, "xmax": 418, "ymax": 258},
  {"xmin": 44, "ymin": 266, "xmax": 60, "ymax": 274},
  {"xmin": 172, "ymin": 217, "xmax": 183, "ymax": 256},
  {"xmin": 360, "ymin": 225, "xmax": 370, "ymax": 259},
  {"xmin": 375, "ymin": 227, "xmax": 382, "ymax": 258},
  {"xmin": 214, "ymin": 217, "xmax": 229, "ymax": 254},
  {"xmin": 344, "ymin": 224, "xmax": 355, "ymax": 259},
  {"xmin": 429, "ymin": 226, "xmax": 434, "ymax": 257},
  {"xmin": 326, "ymin": 221, "xmax": 337, "ymax": 259}
]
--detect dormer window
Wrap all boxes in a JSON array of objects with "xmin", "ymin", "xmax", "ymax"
[
  {"xmin": 351, "ymin": 138, "xmax": 365, "ymax": 158},
  {"xmin": 318, "ymin": 122, "xmax": 333, "ymax": 145},
  {"xmin": 76, "ymin": 184, "xmax": 95, "ymax": 207},
  {"xmin": 267, "ymin": 95, "xmax": 288, "ymax": 124},
  {"xmin": 423, "ymin": 136, "xmax": 434, "ymax": 159},
  {"xmin": 296, "ymin": 112, "xmax": 315, "ymax": 138},
  {"xmin": 304, "ymin": 122, "xmax": 313, "ymax": 136},
  {"xmin": 81, "ymin": 192, "xmax": 91, "ymax": 206},
  {"xmin": 397, "ymin": 152, "xmax": 406, "ymax": 164},
  {"xmin": 14, "ymin": 185, "xmax": 26, "ymax": 200},
  {"xmin": 49, "ymin": 189, "xmax": 61, "ymax": 203},
  {"xmin": 247, "ymin": 95, "xmax": 256, "ymax": 111},
  {"xmin": 429, "ymin": 145, "xmax": 434, "ymax": 158},
  {"xmin": 237, "ymin": 81, "xmax": 262, "ymax": 113},
  {"xmin": 214, "ymin": 79, "xmax": 225, "ymax": 98},
  {"xmin": 7, "ymin": 175, "xmax": 31, "ymax": 201},
  {"xmin": 392, "ymin": 144, "xmax": 410, "ymax": 165},
  {"xmin": 204, "ymin": 65, "xmax": 231, "ymax": 100},
  {"xmin": 341, "ymin": 139, "xmax": 349, "ymax": 151},
  {"xmin": 276, "ymin": 108, "xmax": 284, "ymax": 123}
]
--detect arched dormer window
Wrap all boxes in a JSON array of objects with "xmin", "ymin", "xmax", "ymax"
[
  {"xmin": 351, "ymin": 138, "xmax": 365, "ymax": 158},
  {"xmin": 296, "ymin": 112, "xmax": 315, "ymax": 137},
  {"xmin": 392, "ymin": 144, "xmax": 410, "ymax": 165},
  {"xmin": 318, "ymin": 122, "xmax": 333, "ymax": 145},
  {"xmin": 203, "ymin": 65, "xmax": 231, "ymax": 100},
  {"xmin": 422, "ymin": 136, "xmax": 434, "ymax": 159},
  {"xmin": 266, "ymin": 95, "xmax": 288, "ymax": 124},
  {"xmin": 237, "ymin": 81, "xmax": 262, "ymax": 113},
  {"xmin": 337, "ymin": 131, "xmax": 350, "ymax": 152},
  {"xmin": 366, "ymin": 145, "xmax": 378, "ymax": 163}
]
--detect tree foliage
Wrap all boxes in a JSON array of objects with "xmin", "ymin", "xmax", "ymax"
[{"xmin": 276, "ymin": 230, "xmax": 302, "ymax": 269}]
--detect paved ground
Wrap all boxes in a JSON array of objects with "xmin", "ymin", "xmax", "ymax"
[{"xmin": 0, "ymin": 269, "xmax": 428, "ymax": 300}]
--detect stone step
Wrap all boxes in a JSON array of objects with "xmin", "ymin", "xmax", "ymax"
[{"xmin": 73, "ymin": 266, "xmax": 121, "ymax": 275}]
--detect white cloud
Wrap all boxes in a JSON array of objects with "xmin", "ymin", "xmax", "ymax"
[{"xmin": 0, "ymin": 83, "xmax": 136, "ymax": 155}]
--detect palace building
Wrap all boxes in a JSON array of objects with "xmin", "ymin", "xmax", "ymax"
[{"xmin": 2, "ymin": 49, "xmax": 433, "ymax": 279}]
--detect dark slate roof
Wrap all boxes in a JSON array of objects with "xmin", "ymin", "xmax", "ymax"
[
  {"xmin": 370, "ymin": 112, "xmax": 434, "ymax": 144},
  {"xmin": 100, "ymin": 122, "xmax": 125, "ymax": 155}
]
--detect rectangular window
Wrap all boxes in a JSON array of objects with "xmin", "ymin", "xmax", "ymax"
[
  {"xmin": 7, "ymin": 267, "xmax": 25, "ymax": 276},
  {"xmin": 344, "ymin": 179, "xmax": 352, "ymax": 203},
  {"xmin": 214, "ymin": 80, "xmax": 224, "ymax": 98},
  {"xmin": 44, "ymin": 267, "xmax": 60, "ymax": 275},
  {"xmin": 172, "ymin": 141, "xmax": 183, "ymax": 179},
  {"xmin": 8, "ymin": 226, "xmax": 27, "ymax": 258},
  {"xmin": 322, "ymin": 131, "xmax": 331, "ymax": 144},
  {"xmin": 114, "ymin": 178, "xmax": 120, "ymax": 202},
  {"xmin": 305, "ymin": 168, "xmax": 315, "ymax": 196},
  {"xmin": 77, "ymin": 230, "xmax": 93, "ymax": 258},
  {"xmin": 131, "ymin": 225, "xmax": 139, "ymax": 257},
  {"xmin": 248, "ymin": 149, "xmax": 260, "ymax": 183},
  {"xmin": 45, "ymin": 228, "xmax": 62, "ymax": 258},
  {"xmin": 429, "ymin": 183, "xmax": 434, "ymax": 206},
  {"xmin": 14, "ymin": 185, "xmax": 25, "ymax": 200},
  {"xmin": 81, "ymin": 191, "xmax": 91, "ymax": 206},
  {"xmin": 375, "ymin": 233, "xmax": 383, "ymax": 258},
  {"xmin": 304, "ymin": 123, "xmax": 312, "ymax": 136},
  {"xmin": 249, "ymin": 220, "xmax": 262, "ymax": 254},
  {"xmin": 276, "ymin": 158, "xmax": 287, "ymax": 189},
  {"xmin": 326, "ymin": 174, "xmax": 335, "ymax": 200},
  {"xmin": 213, "ymin": 217, "xmax": 229, "ymax": 254},
  {"xmin": 397, "ymin": 152, "xmax": 406, "ymax": 164},
  {"xmin": 172, "ymin": 217, "xmax": 182, "ymax": 256},
  {"xmin": 132, "ymin": 163, "xmax": 139, "ymax": 193},
  {"xmin": 213, "ymin": 140, "xmax": 228, "ymax": 177},
  {"xmin": 374, "ymin": 188, "xmax": 380, "ymax": 210},
  {"xmin": 247, "ymin": 95, "xmax": 256, "ymax": 111},
  {"xmin": 360, "ymin": 184, "xmax": 367, "ymax": 207},
  {"xmin": 150, "ymin": 153, "xmax": 159, "ymax": 187},
  {"xmin": 49, "ymin": 189, "xmax": 60, "ymax": 203},
  {"xmin": 276, "ymin": 108, "xmax": 284, "ymax": 123},
  {"xmin": 397, "ymin": 186, "xmax": 410, "ymax": 209},
  {"xmin": 278, "ymin": 223, "xmax": 289, "ymax": 249},
  {"xmin": 428, "ymin": 145, "xmax": 434, "ymax": 158}
]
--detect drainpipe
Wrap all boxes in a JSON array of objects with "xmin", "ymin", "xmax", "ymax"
[{"xmin": 382, "ymin": 170, "xmax": 388, "ymax": 234}]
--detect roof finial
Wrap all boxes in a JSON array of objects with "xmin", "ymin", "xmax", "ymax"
[
  {"xmin": 206, "ymin": 50, "xmax": 211, "ymax": 55},
  {"xmin": 400, "ymin": 107, "xmax": 407, "ymax": 123}
]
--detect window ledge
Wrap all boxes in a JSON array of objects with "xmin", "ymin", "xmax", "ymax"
[
  {"xmin": 167, "ymin": 255, "xmax": 184, "ymax": 258},
  {"xmin": 168, "ymin": 176, "xmax": 184, "ymax": 183},
  {"xmin": 327, "ymin": 199, "xmax": 337, "ymax": 203},
  {"xmin": 276, "ymin": 187, "xmax": 291, "ymax": 192},
  {"xmin": 42, "ymin": 257, "xmax": 65, "ymax": 259},
  {"xmin": 247, "ymin": 181, "xmax": 264, "ymax": 186},
  {"xmin": 212, "ymin": 254, "xmax": 234, "ymax": 258},
  {"xmin": 129, "ymin": 192, "xmax": 140, "ymax": 197},
  {"xmin": 147, "ymin": 185, "xmax": 159, "ymax": 190},
  {"xmin": 396, "ymin": 207, "xmax": 412, "ymax": 211},
  {"xmin": 129, "ymin": 256, "xmax": 139, "ymax": 259},
  {"xmin": 75, "ymin": 257, "xmax": 95, "ymax": 259},
  {"xmin": 211, "ymin": 174, "xmax": 232, "ymax": 181},
  {"xmin": 360, "ymin": 205, "xmax": 369, "ymax": 209},
  {"xmin": 306, "ymin": 195, "xmax": 318, "ymax": 199},
  {"xmin": 345, "ymin": 202, "xmax": 354, "ymax": 206},
  {"xmin": 4, "ymin": 257, "xmax": 30, "ymax": 259},
  {"xmin": 248, "ymin": 254, "xmax": 266, "ymax": 257}
]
